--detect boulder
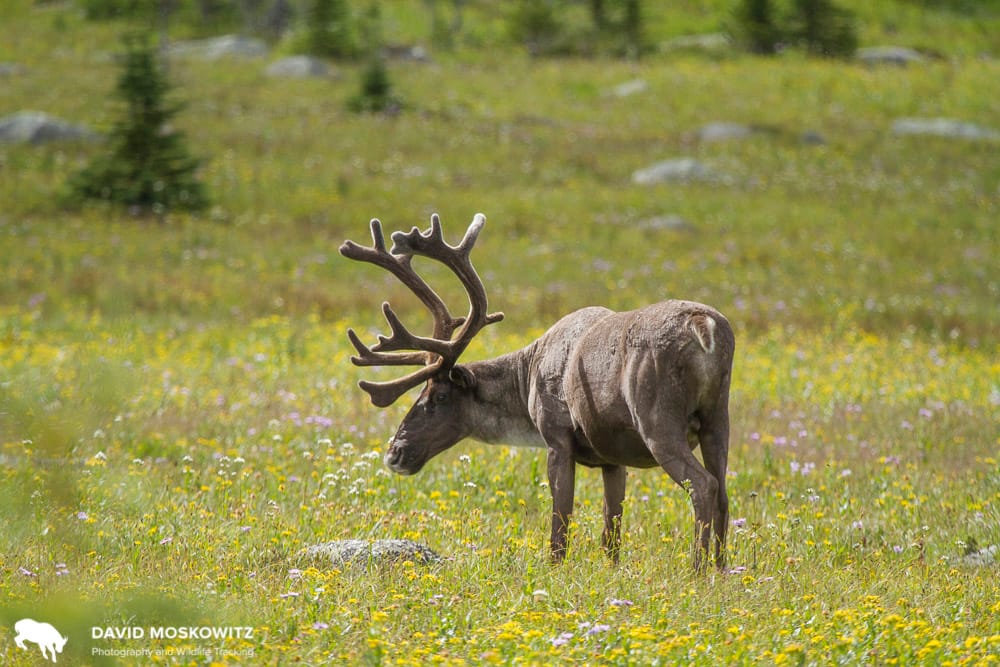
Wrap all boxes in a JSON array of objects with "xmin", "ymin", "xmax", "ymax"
[
  {"xmin": 636, "ymin": 215, "xmax": 696, "ymax": 232},
  {"xmin": 300, "ymin": 539, "xmax": 441, "ymax": 567},
  {"xmin": 800, "ymin": 130, "xmax": 827, "ymax": 145},
  {"xmin": 383, "ymin": 44, "xmax": 432, "ymax": 63},
  {"xmin": 609, "ymin": 79, "xmax": 648, "ymax": 98},
  {"xmin": 0, "ymin": 62, "xmax": 25, "ymax": 76},
  {"xmin": 892, "ymin": 118, "xmax": 999, "ymax": 141},
  {"xmin": 697, "ymin": 122, "xmax": 754, "ymax": 142},
  {"xmin": 857, "ymin": 46, "xmax": 926, "ymax": 66},
  {"xmin": 265, "ymin": 55, "xmax": 331, "ymax": 78},
  {"xmin": 632, "ymin": 158, "xmax": 722, "ymax": 185},
  {"xmin": 961, "ymin": 544, "xmax": 997, "ymax": 567},
  {"xmin": 169, "ymin": 35, "xmax": 269, "ymax": 60},
  {"xmin": 660, "ymin": 33, "xmax": 731, "ymax": 55},
  {"xmin": 0, "ymin": 111, "xmax": 98, "ymax": 145}
]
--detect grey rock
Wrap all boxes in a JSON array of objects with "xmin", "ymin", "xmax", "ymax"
[
  {"xmin": 632, "ymin": 158, "xmax": 721, "ymax": 185},
  {"xmin": 697, "ymin": 122, "xmax": 754, "ymax": 142},
  {"xmin": 0, "ymin": 111, "xmax": 98, "ymax": 145},
  {"xmin": 800, "ymin": 130, "xmax": 827, "ymax": 145},
  {"xmin": 265, "ymin": 55, "xmax": 331, "ymax": 78},
  {"xmin": 857, "ymin": 46, "xmax": 926, "ymax": 66},
  {"xmin": 301, "ymin": 539, "xmax": 441, "ymax": 566},
  {"xmin": 660, "ymin": 33, "xmax": 731, "ymax": 54},
  {"xmin": 961, "ymin": 544, "xmax": 997, "ymax": 567},
  {"xmin": 0, "ymin": 62, "xmax": 26, "ymax": 76},
  {"xmin": 637, "ymin": 215, "xmax": 696, "ymax": 232},
  {"xmin": 892, "ymin": 117, "xmax": 1000, "ymax": 141},
  {"xmin": 169, "ymin": 35, "xmax": 269, "ymax": 60},
  {"xmin": 383, "ymin": 44, "xmax": 431, "ymax": 63},
  {"xmin": 610, "ymin": 79, "xmax": 648, "ymax": 98}
]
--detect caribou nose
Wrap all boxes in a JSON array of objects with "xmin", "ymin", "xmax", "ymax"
[{"xmin": 384, "ymin": 441, "xmax": 406, "ymax": 472}]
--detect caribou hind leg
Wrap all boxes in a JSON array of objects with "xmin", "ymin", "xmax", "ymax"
[
  {"xmin": 698, "ymin": 404, "xmax": 730, "ymax": 569},
  {"xmin": 634, "ymin": 404, "xmax": 719, "ymax": 572}
]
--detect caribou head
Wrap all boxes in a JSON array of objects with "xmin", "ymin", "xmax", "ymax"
[{"xmin": 339, "ymin": 213, "xmax": 504, "ymax": 475}]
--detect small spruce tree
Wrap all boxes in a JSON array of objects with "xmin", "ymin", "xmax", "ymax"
[
  {"xmin": 347, "ymin": 3, "xmax": 402, "ymax": 114},
  {"xmin": 508, "ymin": 0, "xmax": 564, "ymax": 56},
  {"xmin": 731, "ymin": 0, "xmax": 782, "ymax": 55},
  {"xmin": 306, "ymin": 0, "xmax": 357, "ymax": 59},
  {"xmin": 71, "ymin": 33, "xmax": 206, "ymax": 214},
  {"xmin": 787, "ymin": 0, "xmax": 858, "ymax": 57}
]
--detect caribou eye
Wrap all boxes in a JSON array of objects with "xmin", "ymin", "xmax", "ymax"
[{"xmin": 434, "ymin": 391, "xmax": 449, "ymax": 404}]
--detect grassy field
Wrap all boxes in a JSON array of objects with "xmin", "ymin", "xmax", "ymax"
[{"xmin": 2, "ymin": 1, "xmax": 999, "ymax": 665}]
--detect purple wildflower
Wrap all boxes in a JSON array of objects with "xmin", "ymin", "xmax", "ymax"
[
  {"xmin": 552, "ymin": 632, "xmax": 573, "ymax": 647},
  {"xmin": 587, "ymin": 624, "xmax": 611, "ymax": 636}
]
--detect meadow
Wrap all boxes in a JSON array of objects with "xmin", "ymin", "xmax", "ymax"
[{"xmin": 1, "ymin": 1, "xmax": 999, "ymax": 664}]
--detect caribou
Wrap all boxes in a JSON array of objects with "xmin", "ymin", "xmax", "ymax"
[{"xmin": 340, "ymin": 213, "xmax": 735, "ymax": 569}]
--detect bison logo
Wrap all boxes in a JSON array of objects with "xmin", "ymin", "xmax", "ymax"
[{"xmin": 14, "ymin": 618, "xmax": 68, "ymax": 663}]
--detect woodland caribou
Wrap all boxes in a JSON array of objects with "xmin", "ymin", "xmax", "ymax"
[{"xmin": 340, "ymin": 213, "xmax": 735, "ymax": 569}]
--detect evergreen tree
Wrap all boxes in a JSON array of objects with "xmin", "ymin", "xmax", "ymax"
[
  {"xmin": 306, "ymin": 0, "xmax": 357, "ymax": 58},
  {"xmin": 347, "ymin": 3, "xmax": 402, "ymax": 114},
  {"xmin": 620, "ymin": 0, "xmax": 643, "ymax": 59},
  {"xmin": 731, "ymin": 0, "xmax": 781, "ymax": 55},
  {"xmin": 787, "ymin": 0, "xmax": 858, "ymax": 57},
  {"xmin": 508, "ymin": 0, "xmax": 563, "ymax": 56},
  {"xmin": 70, "ymin": 33, "xmax": 206, "ymax": 214}
]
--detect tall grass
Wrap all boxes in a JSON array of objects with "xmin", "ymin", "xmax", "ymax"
[{"xmin": 1, "ymin": 0, "xmax": 998, "ymax": 664}]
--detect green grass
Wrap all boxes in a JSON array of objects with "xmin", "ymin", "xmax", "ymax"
[{"xmin": 1, "ymin": 1, "xmax": 999, "ymax": 664}]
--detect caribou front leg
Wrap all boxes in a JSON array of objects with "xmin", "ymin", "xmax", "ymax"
[
  {"xmin": 601, "ymin": 465, "xmax": 626, "ymax": 564},
  {"xmin": 546, "ymin": 442, "xmax": 576, "ymax": 563}
]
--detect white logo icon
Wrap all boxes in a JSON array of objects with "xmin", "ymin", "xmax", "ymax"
[{"xmin": 14, "ymin": 618, "xmax": 68, "ymax": 663}]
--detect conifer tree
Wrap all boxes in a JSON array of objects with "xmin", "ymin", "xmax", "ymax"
[
  {"xmin": 788, "ymin": 0, "xmax": 858, "ymax": 57},
  {"xmin": 306, "ymin": 0, "xmax": 357, "ymax": 58},
  {"xmin": 731, "ymin": 0, "xmax": 781, "ymax": 55},
  {"xmin": 71, "ymin": 33, "xmax": 207, "ymax": 214}
]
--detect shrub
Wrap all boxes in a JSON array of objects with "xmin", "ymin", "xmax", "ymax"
[{"xmin": 69, "ymin": 33, "xmax": 207, "ymax": 214}]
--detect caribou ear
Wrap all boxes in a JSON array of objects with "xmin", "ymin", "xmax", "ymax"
[{"xmin": 449, "ymin": 365, "xmax": 477, "ymax": 390}]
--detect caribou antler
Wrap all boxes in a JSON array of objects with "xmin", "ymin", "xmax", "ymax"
[{"xmin": 340, "ymin": 213, "xmax": 504, "ymax": 407}]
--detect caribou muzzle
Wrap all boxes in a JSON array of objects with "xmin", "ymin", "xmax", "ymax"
[{"xmin": 383, "ymin": 440, "xmax": 423, "ymax": 475}]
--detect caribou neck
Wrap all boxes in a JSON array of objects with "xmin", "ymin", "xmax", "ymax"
[{"xmin": 464, "ymin": 347, "xmax": 541, "ymax": 447}]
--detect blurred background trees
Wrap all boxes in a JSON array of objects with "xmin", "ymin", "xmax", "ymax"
[{"xmin": 70, "ymin": 0, "xmax": 875, "ymax": 60}]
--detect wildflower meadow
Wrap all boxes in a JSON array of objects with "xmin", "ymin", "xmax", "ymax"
[{"xmin": 2, "ymin": 1, "xmax": 998, "ymax": 665}]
